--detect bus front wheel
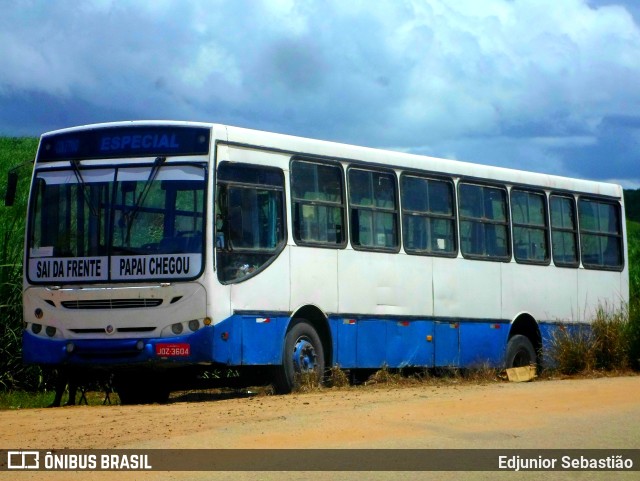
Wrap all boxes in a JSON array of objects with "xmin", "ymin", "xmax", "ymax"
[
  {"xmin": 505, "ymin": 334, "xmax": 536, "ymax": 368},
  {"xmin": 273, "ymin": 320, "xmax": 325, "ymax": 394}
]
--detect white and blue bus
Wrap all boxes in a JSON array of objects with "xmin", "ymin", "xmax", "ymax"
[{"xmin": 18, "ymin": 121, "xmax": 629, "ymax": 402}]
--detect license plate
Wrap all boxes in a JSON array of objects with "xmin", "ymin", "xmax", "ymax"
[{"xmin": 155, "ymin": 343, "xmax": 190, "ymax": 357}]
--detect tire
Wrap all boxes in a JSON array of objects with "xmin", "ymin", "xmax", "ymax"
[
  {"xmin": 273, "ymin": 319, "xmax": 325, "ymax": 394},
  {"xmin": 505, "ymin": 334, "xmax": 537, "ymax": 368}
]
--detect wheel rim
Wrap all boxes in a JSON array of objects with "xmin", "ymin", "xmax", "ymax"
[{"xmin": 292, "ymin": 336, "xmax": 317, "ymax": 373}]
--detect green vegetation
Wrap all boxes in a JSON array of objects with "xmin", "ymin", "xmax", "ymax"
[
  {"xmin": 0, "ymin": 137, "xmax": 40, "ymax": 392},
  {"xmin": 626, "ymin": 220, "xmax": 640, "ymax": 368},
  {"xmin": 0, "ymin": 387, "xmax": 118, "ymax": 409},
  {"xmin": 624, "ymin": 189, "xmax": 640, "ymax": 223},
  {"xmin": 0, "ymin": 389, "xmax": 56, "ymax": 409}
]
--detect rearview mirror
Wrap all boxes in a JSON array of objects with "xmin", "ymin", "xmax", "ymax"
[{"xmin": 5, "ymin": 171, "xmax": 18, "ymax": 206}]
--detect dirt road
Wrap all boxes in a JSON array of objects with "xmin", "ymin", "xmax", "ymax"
[{"xmin": 1, "ymin": 375, "xmax": 639, "ymax": 480}]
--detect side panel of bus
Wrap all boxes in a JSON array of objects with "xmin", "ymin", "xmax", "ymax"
[{"xmin": 214, "ymin": 140, "xmax": 627, "ymax": 373}]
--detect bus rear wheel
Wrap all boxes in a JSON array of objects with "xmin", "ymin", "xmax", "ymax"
[
  {"xmin": 273, "ymin": 319, "xmax": 325, "ymax": 394},
  {"xmin": 505, "ymin": 334, "xmax": 536, "ymax": 368}
]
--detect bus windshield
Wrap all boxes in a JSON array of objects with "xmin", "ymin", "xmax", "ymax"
[{"xmin": 28, "ymin": 164, "xmax": 206, "ymax": 283}]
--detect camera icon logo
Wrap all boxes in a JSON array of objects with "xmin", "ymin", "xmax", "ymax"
[{"xmin": 7, "ymin": 451, "xmax": 40, "ymax": 469}]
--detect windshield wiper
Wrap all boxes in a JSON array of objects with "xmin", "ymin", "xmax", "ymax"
[
  {"xmin": 124, "ymin": 156, "xmax": 167, "ymax": 244},
  {"xmin": 70, "ymin": 159, "xmax": 99, "ymax": 217}
]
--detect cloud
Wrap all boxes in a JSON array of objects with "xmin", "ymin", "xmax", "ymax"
[{"xmin": 0, "ymin": 0, "xmax": 639, "ymax": 186}]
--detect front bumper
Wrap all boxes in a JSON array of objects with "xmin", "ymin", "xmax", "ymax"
[{"xmin": 22, "ymin": 326, "xmax": 215, "ymax": 367}]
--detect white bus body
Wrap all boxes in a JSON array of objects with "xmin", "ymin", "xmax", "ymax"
[{"xmin": 22, "ymin": 121, "xmax": 629, "ymax": 401}]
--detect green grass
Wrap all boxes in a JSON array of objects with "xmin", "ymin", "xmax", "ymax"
[
  {"xmin": 626, "ymin": 220, "xmax": 640, "ymax": 367},
  {"xmin": 628, "ymin": 220, "xmax": 640, "ymax": 300},
  {"xmin": 624, "ymin": 189, "xmax": 640, "ymax": 224},
  {"xmin": 0, "ymin": 389, "xmax": 119, "ymax": 409},
  {"xmin": 0, "ymin": 137, "xmax": 40, "ymax": 391},
  {"xmin": 0, "ymin": 390, "xmax": 56, "ymax": 409}
]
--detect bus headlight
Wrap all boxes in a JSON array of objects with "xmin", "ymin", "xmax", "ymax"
[
  {"xmin": 32, "ymin": 323, "xmax": 42, "ymax": 334},
  {"xmin": 171, "ymin": 323, "xmax": 183, "ymax": 335},
  {"xmin": 188, "ymin": 320, "xmax": 199, "ymax": 332},
  {"xmin": 45, "ymin": 326, "xmax": 57, "ymax": 337}
]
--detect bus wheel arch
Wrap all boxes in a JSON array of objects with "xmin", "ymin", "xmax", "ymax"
[
  {"xmin": 272, "ymin": 305, "xmax": 331, "ymax": 394},
  {"xmin": 288, "ymin": 305, "xmax": 333, "ymax": 369},
  {"xmin": 506, "ymin": 313, "xmax": 541, "ymax": 368}
]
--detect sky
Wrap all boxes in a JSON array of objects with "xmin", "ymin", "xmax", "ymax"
[{"xmin": 1, "ymin": 0, "xmax": 639, "ymax": 188}]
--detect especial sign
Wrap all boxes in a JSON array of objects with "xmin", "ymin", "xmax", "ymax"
[{"xmin": 37, "ymin": 126, "xmax": 210, "ymax": 162}]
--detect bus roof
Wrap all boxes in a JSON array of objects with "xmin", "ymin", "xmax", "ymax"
[{"xmin": 41, "ymin": 120, "xmax": 623, "ymax": 199}]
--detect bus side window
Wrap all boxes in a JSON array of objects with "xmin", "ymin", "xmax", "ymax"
[
  {"xmin": 348, "ymin": 168, "xmax": 399, "ymax": 252},
  {"xmin": 511, "ymin": 190, "xmax": 549, "ymax": 264},
  {"xmin": 290, "ymin": 160, "xmax": 346, "ymax": 247},
  {"xmin": 400, "ymin": 175, "xmax": 456, "ymax": 256},
  {"xmin": 459, "ymin": 183, "xmax": 510, "ymax": 261},
  {"xmin": 550, "ymin": 195, "xmax": 579, "ymax": 267},
  {"xmin": 578, "ymin": 198, "xmax": 623, "ymax": 269},
  {"xmin": 216, "ymin": 162, "xmax": 286, "ymax": 283}
]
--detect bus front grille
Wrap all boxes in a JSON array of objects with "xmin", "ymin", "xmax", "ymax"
[
  {"xmin": 70, "ymin": 327, "xmax": 156, "ymax": 334},
  {"xmin": 61, "ymin": 299, "xmax": 164, "ymax": 309}
]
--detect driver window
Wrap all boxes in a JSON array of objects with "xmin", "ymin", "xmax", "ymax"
[{"xmin": 216, "ymin": 162, "xmax": 286, "ymax": 283}]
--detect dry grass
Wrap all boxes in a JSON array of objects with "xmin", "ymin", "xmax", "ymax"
[
  {"xmin": 364, "ymin": 365, "xmax": 407, "ymax": 385},
  {"xmin": 325, "ymin": 365, "xmax": 349, "ymax": 388},
  {"xmin": 326, "ymin": 364, "xmax": 503, "ymax": 390},
  {"xmin": 547, "ymin": 305, "xmax": 632, "ymax": 375},
  {"xmin": 461, "ymin": 364, "xmax": 503, "ymax": 384},
  {"xmin": 292, "ymin": 370, "xmax": 323, "ymax": 393}
]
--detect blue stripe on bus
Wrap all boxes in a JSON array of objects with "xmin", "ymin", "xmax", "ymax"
[
  {"xmin": 213, "ymin": 314, "xmax": 511, "ymax": 368},
  {"xmin": 212, "ymin": 314, "xmax": 289, "ymax": 365},
  {"xmin": 328, "ymin": 317, "xmax": 510, "ymax": 368},
  {"xmin": 215, "ymin": 315, "xmax": 513, "ymax": 368},
  {"xmin": 24, "ymin": 314, "xmax": 567, "ymax": 369},
  {"xmin": 538, "ymin": 322, "xmax": 593, "ymax": 367}
]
